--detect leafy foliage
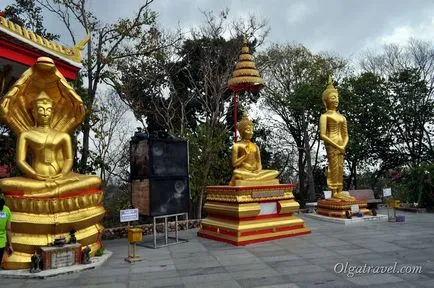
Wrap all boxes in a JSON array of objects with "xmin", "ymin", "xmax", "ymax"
[
  {"xmin": 4, "ymin": 0, "xmax": 59, "ymax": 40},
  {"xmin": 116, "ymin": 10, "xmax": 268, "ymax": 218},
  {"xmin": 387, "ymin": 69, "xmax": 433, "ymax": 167},
  {"xmin": 340, "ymin": 72, "xmax": 392, "ymax": 188},
  {"xmin": 258, "ymin": 44, "xmax": 346, "ymax": 202}
]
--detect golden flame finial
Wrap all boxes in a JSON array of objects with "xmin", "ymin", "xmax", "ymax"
[
  {"xmin": 71, "ymin": 30, "xmax": 91, "ymax": 62},
  {"xmin": 238, "ymin": 111, "xmax": 253, "ymax": 133},
  {"xmin": 325, "ymin": 75, "xmax": 337, "ymax": 90}
]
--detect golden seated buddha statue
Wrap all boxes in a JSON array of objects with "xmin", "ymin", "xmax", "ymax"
[
  {"xmin": 319, "ymin": 76, "xmax": 355, "ymax": 201},
  {"xmin": 0, "ymin": 57, "xmax": 100, "ymax": 197},
  {"xmin": 229, "ymin": 112, "xmax": 279, "ymax": 186},
  {"xmin": 0, "ymin": 57, "xmax": 104, "ymax": 269}
]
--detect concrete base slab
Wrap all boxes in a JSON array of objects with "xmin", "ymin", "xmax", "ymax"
[
  {"xmin": 125, "ymin": 256, "xmax": 145, "ymax": 263},
  {"xmin": 0, "ymin": 250, "xmax": 112, "ymax": 279},
  {"xmin": 302, "ymin": 213, "xmax": 387, "ymax": 224}
]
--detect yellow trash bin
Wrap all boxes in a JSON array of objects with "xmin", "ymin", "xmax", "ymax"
[{"xmin": 128, "ymin": 228, "xmax": 143, "ymax": 243}]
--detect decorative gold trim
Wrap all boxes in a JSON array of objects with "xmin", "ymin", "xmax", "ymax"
[
  {"xmin": 206, "ymin": 185, "xmax": 294, "ymax": 203},
  {"xmin": 318, "ymin": 202, "xmax": 368, "ymax": 210},
  {"xmin": 11, "ymin": 224, "xmax": 104, "ymax": 254},
  {"xmin": 202, "ymin": 215, "xmax": 305, "ymax": 232},
  {"xmin": 317, "ymin": 208, "xmax": 347, "ymax": 217},
  {"xmin": 206, "ymin": 191, "xmax": 293, "ymax": 202},
  {"xmin": 317, "ymin": 208, "xmax": 372, "ymax": 217},
  {"xmin": 235, "ymin": 179, "xmax": 280, "ymax": 187},
  {"xmin": 199, "ymin": 226, "xmax": 310, "ymax": 243},
  {"xmin": 235, "ymin": 62, "xmax": 257, "ymax": 69},
  {"xmin": 11, "ymin": 206, "xmax": 105, "ymax": 234},
  {"xmin": 5, "ymin": 191, "xmax": 103, "ymax": 214},
  {"xmin": 239, "ymin": 54, "xmax": 253, "ymax": 61},
  {"xmin": 278, "ymin": 200, "xmax": 300, "ymax": 214},
  {"xmin": 228, "ymin": 76, "xmax": 264, "ymax": 86},
  {"xmin": 0, "ymin": 16, "xmax": 88, "ymax": 63},
  {"xmin": 232, "ymin": 69, "xmax": 261, "ymax": 77},
  {"xmin": 204, "ymin": 202, "xmax": 260, "ymax": 218}
]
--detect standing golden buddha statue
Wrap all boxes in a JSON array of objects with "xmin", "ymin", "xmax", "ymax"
[
  {"xmin": 0, "ymin": 57, "xmax": 105, "ymax": 269},
  {"xmin": 319, "ymin": 76, "xmax": 355, "ymax": 201},
  {"xmin": 229, "ymin": 112, "xmax": 279, "ymax": 186}
]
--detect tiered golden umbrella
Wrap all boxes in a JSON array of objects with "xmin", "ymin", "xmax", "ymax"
[{"xmin": 228, "ymin": 36, "xmax": 264, "ymax": 141}]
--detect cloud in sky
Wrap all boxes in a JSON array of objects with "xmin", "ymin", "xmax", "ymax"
[{"xmin": 2, "ymin": 0, "xmax": 433, "ymax": 58}]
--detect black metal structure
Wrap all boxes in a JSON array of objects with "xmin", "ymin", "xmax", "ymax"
[{"xmin": 130, "ymin": 130, "xmax": 189, "ymax": 216}]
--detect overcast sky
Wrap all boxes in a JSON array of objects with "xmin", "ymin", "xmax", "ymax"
[
  {"xmin": 69, "ymin": 0, "xmax": 434, "ymax": 57},
  {"xmin": 2, "ymin": 0, "xmax": 434, "ymax": 59}
]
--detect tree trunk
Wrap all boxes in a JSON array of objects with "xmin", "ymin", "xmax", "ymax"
[
  {"xmin": 304, "ymin": 128, "xmax": 315, "ymax": 202},
  {"xmin": 197, "ymin": 187, "xmax": 204, "ymax": 220},
  {"xmin": 297, "ymin": 150, "xmax": 306, "ymax": 203},
  {"xmin": 349, "ymin": 161, "xmax": 357, "ymax": 190}
]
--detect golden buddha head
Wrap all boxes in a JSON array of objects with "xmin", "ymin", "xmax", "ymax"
[
  {"xmin": 322, "ymin": 75, "xmax": 339, "ymax": 110},
  {"xmin": 32, "ymin": 91, "xmax": 53, "ymax": 126},
  {"xmin": 238, "ymin": 112, "xmax": 254, "ymax": 140}
]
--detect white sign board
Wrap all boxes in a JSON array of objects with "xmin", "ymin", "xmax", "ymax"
[
  {"xmin": 120, "ymin": 208, "xmax": 139, "ymax": 222},
  {"xmin": 351, "ymin": 204, "xmax": 360, "ymax": 213},
  {"xmin": 259, "ymin": 202, "xmax": 277, "ymax": 216},
  {"xmin": 383, "ymin": 188, "xmax": 392, "ymax": 197},
  {"xmin": 324, "ymin": 191, "xmax": 332, "ymax": 199}
]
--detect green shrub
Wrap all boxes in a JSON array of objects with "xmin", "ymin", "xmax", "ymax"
[{"xmin": 95, "ymin": 247, "xmax": 105, "ymax": 257}]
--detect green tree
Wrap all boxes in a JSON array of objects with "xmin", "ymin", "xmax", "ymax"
[
  {"xmin": 115, "ymin": 10, "xmax": 269, "ymax": 218},
  {"xmin": 38, "ymin": 0, "xmax": 171, "ymax": 173},
  {"xmin": 360, "ymin": 39, "xmax": 434, "ymax": 168},
  {"xmin": 387, "ymin": 68, "xmax": 433, "ymax": 168},
  {"xmin": 257, "ymin": 44, "xmax": 346, "ymax": 202},
  {"xmin": 4, "ymin": 0, "xmax": 59, "ymax": 40},
  {"xmin": 353, "ymin": 40, "xmax": 434, "ymax": 199},
  {"xmin": 339, "ymin": 72, "xmax": 392, "ymax": 189}
]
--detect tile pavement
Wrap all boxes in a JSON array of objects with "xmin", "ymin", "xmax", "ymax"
[{"xmin": 2, "ymin": 208, "xmax": 433, "ymax": 288}]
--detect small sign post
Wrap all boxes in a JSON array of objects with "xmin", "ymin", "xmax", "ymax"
[
  {"xmin": 120, "ymin": 208, "xmax": 139, "ymax": 223},
  {"xmin": 120, "ymin": 208, "xmax": 143, "ymax": 263}
]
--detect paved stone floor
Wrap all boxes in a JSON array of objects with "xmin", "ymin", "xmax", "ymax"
[{"xmin": 2, "ymin": 208, "xmax": 434, "ymax": 288}]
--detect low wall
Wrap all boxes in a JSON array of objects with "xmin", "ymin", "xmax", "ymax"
[{"xmin": 102, "ymin": 219, "xmax": 202, "ymax": 240}]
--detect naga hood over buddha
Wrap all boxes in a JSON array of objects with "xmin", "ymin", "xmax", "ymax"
[
  {"xmin": 0, "ymin": 57, "xmax": 100, "ymax": 197},
  {"xmin": 0, "ymin": 57, "xmax": 104, "ymax": 269}
]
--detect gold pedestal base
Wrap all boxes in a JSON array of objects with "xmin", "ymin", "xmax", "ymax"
[
  {"xmin": 2, "ymin": 189, "xmax": 105, "ymax": 270},
  {"xmin": 317, "ymin": 199, "xmax": 372, "ymax": 218},
  {"xmin": 198, "ymin": 184, "xmax": 310, "ymax": 245}
]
